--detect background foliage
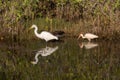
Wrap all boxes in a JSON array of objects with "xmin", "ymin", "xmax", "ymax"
[{"xmin": 0, "ymin": 0, "xmax": 120, "ymax": 40}]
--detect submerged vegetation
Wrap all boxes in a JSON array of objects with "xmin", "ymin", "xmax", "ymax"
[{"xmin": 0, "ymin": 0, "xmax": 120, "ymax": 41}]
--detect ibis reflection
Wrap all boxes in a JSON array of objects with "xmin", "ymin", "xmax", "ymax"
[{"xmin": 79, "ymin": 42, "xmax": 98, "ymax": 49}]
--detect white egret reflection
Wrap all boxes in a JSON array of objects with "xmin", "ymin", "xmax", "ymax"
[
  {"xmin": 31, "ymin": 46, "xmax": 58, "ymax": 65},
  {"xmin": 79, "ymin": 42, "xmax": 98, "ymax": 49}
]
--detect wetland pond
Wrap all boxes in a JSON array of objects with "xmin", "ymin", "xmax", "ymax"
[{"xmin": 0, "ymin": 38, "xmax": 120, "ymax": 80}]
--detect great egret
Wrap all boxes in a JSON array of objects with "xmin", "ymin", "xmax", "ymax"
[
  {"xmin": 30, "ymin": 24, "xmax": 58, "ymax": 42},
  {"xmin": 78, "ymin": 33, "xmax": 98, "ymax": 42}
]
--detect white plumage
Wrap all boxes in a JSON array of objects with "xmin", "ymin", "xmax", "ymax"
[
  {"xmin": 78, "ymin": 33, "xmax": 98, "ymax": 42},
  {"xmin": 79, "ymin": 42, "xmax": 98, "ymax": 49},
  {"xmin": 31, "ymin": 46, "xmax": 58, "ymax": 64},
  {"xmin": 30, "ymin": 24, "xmax": 58, "ymax": 42}
]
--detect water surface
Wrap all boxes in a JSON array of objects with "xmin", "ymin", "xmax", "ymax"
[{"xmin": 0, "ymin": 38, "xmax": 120, "ymax": 80}]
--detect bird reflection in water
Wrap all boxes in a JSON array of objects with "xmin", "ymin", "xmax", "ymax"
[
  {"xmin": 31, "ymin": 46, "xmax": 58, "ymax": 65},
  {"xmin": 79, "ymin": 42, "xmax": 98, "ymax": 49}
]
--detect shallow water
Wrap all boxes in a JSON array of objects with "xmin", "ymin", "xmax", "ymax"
[{"xmin": 0, "ymin": 38, "xmax": 120, "ymax": 80}]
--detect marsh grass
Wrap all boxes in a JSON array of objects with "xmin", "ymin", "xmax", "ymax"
[
  {"xmin": 0, "ymin": 17, "xmax": 120, "ymax": 41},
  {"xmin": 0, "ymin": 0, "xmax": 120, "ymax": 41}
]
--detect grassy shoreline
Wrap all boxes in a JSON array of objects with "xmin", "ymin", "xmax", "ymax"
[
  {"xmin": 0, "ymin": 18, "xmax": 120, "ymax": 42},
  {"xmin": 0, "ymin": 0, "xmax": 120, "ymax": 41}
]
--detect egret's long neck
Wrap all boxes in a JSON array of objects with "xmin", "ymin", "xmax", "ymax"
[
  {"xmin": 34, "ymin": 26, "xmax": 40, "ymax": 38},
  {"xmin": 34, "ymin": 53, "xmax": 40, "ymax": 63},
  {"xmin": 31, "ymin": 52, "xmax": 40, "ymax": 65}
]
